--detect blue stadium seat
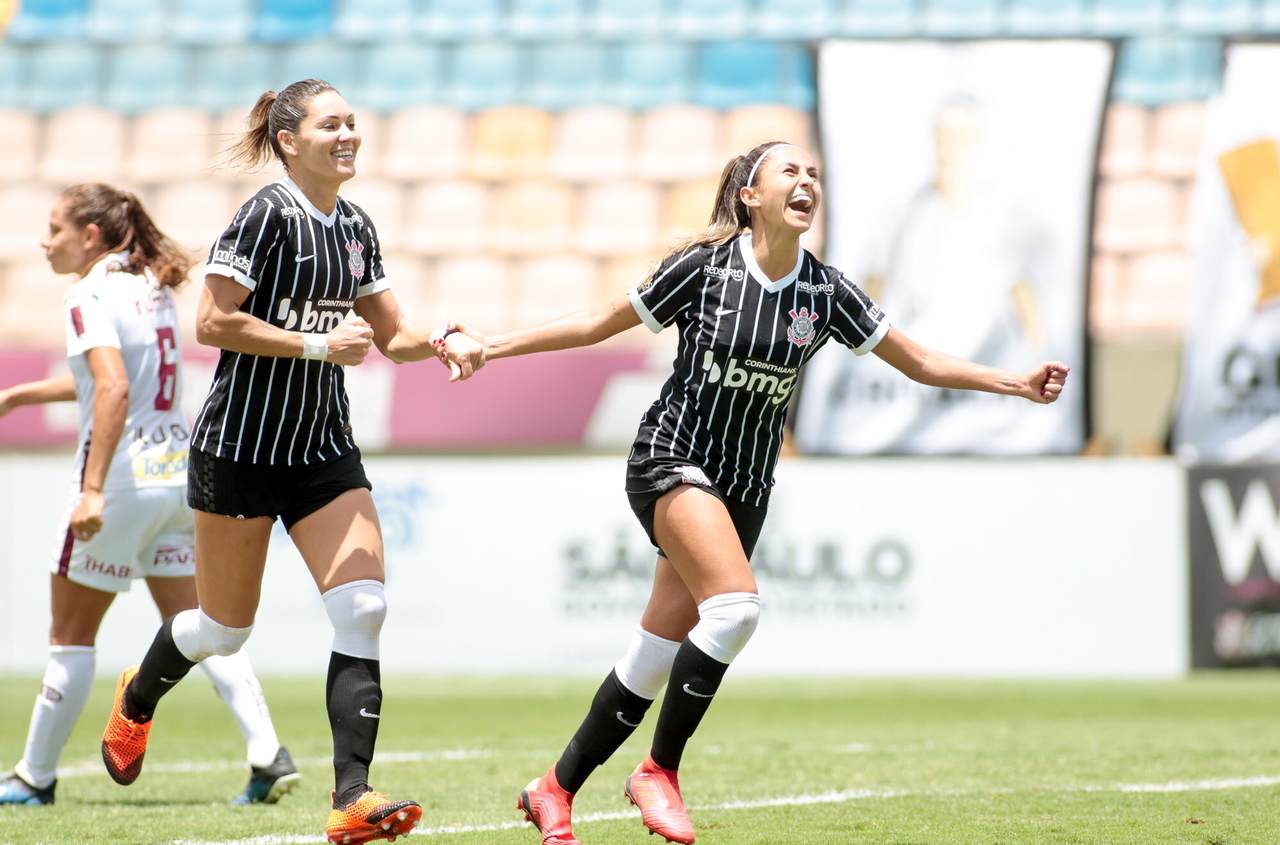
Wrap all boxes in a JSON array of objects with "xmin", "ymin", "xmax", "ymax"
[
  {"xmin": 590, "ymin": 0, "xmax": 665, "ymax": 37},
  {"xmin": 1113, "ymin": 36, "xmax": 1220, "ymax": 106},
  {"xmin": 190, "ymin": 45, "xmax": 275, "ymax": 112},
  {"xmin": 419, "ymin": 0, "xmax": 502, "ymax": 39},
  {"xmin": 1090, "ymin": 0, "xmax": 1167, "ymax": 34},
  {"xmin": 4, "ymin": 0, "xmax": 86, "ymax": 42},
  {"xmin": 754, "ymin": 0, "xmax": 835, "ymax": 38},
  {"xmin": 26, "ymin": 44, "xmax": 100, "ymax": 111},
  {"xmin": 528, "ymin": 42, "xmax": 605, "ymax": 109},
  {"xmin": 358, "ymin": 43, "xmax": 442, "ymax": 111},
  {"xmin": 255, "ymin": 0, "xmax": 333, "ymax": 42},
  {"xmin": 104, "ymin": 45, "xmax": 188, "ymax": 113},
  {"xmin": 921, "ymin": 0, "xmax": 1000, "ymax": 34},
  {"xmin": 611, "ymin": 42, "xmax": 692, "ymax": 110},
  {"xmin": 0, "ymin": 45, "xmax": 27, "ymax": 109},
  {"xmin": 670, "ymin": 0, "xmax": 750, "ymax": 38},
  {"xmin": 507, "ymin": 0, "xmax": 584, "ymax": 39},
  {"xmin": 172, "ymin": 0, "xmax": 253, "ymax": 44},
  {"xmin": 87, "ymin": 0, "xmax": 167, "ymax": 42},
  {"xmin": 1005, "ymin": 0, "xmax": 1085, "ymax": 34},
  {"xmin": 780, "ymin": 45, "xmax": 815, "ymax": 111},
  {"xmin": 445, "ymin": 42, "xmax": 522, "ymax": 110},
  {"xmin": 278, "ymin": 42, "xmax": 361, "ymax": 98},
  {"xmin": 333, "ymin": 0, "xmax": 414, "ymax": 42},
  {"xmin": 839, "ymin": 0, "xmax": 916, "ymax": 36},
  {"xmin": 699, "ymin": 42, "xmax": 804, "ymax": 110},
  {"xmin": 1262, "ymin": 0, "xmax": 1280, "ymax": 31},
  {"xmin": 1174, "ymin": 0, "xmax": 1255, "ymax": 33}
]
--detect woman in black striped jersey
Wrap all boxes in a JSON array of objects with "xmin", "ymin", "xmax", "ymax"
[
  {"xmin": 102, "ymin": 79, "xmax": 478, "ymax": 845},
  {"xmin": 441, "ymin": 141, "xmax": 1069, "ymax": 845}
]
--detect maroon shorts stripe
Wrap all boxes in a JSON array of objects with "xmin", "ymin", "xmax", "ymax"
[{"xmin": 58, "ymin": 436, "xmax": 92, "ymax": 578}]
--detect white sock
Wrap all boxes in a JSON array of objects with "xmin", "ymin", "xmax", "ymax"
[
  {"xmin": 14, "ymin": 646, "xmax": 95, "ymax": 788},
  {"xmin": 614, "ymin": 627, "xmax": 681, "ymax": 700},
  {"xmin": 200, "ymin": 651, "xmax": 281, "ymax": 769}
]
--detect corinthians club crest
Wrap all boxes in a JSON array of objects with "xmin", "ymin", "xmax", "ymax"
[
  {"xmin": 345, "ymin": 238, "xmax": 365, "ymax": 282},
  {"xmin": 786, "ymin": 306, "xmax": 820, "ymax": 347}
]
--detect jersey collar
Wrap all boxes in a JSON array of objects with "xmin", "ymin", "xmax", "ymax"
[
  {"xmin": 80, "ymin": 250, "xmax": 133, "ymax": 283},
  {"xmin": 279, "ymin": 176, "xmax": 339, "ymax": 227},
  {"xmin": 738, "ymin": 231, "xmax": 803, "ymax": 293}
]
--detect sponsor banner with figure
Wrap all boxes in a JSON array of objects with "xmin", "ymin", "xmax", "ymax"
[
  {"xmin": 795, "ymin": 40, "xmax": 1107, "ymax": 454},
  {"xmin": 1188, "ymin": 463, "xmax": 1280, "ymax": 667},
  {"xmin": 1174, "ymin": 44, "xmax": 1280, "ymax": 462}
]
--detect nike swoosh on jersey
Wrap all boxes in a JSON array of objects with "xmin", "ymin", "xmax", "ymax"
[
  {"xmin": 713, "ymin": 307, "xmax": 741, "ymax": 317},
  {"xmin": 295, "ymin": 254, "xmax": 314, "ymax": 262},
  {"xmin": 359, "ymin": 707, "xmax": 380, "ymax": 719},
  {"xmin": 682, "ymin": 683, "xmax": 715, "ymax": 699},
  {"xmin": 616, "ymin": 711, "xmax": 641, "ymax": 728}
]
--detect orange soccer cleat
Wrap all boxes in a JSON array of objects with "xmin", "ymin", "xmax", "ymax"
[
  {"xmin": 624, "ymin": 753, "xmax": 696, "ymax": 844},
  {"xmin": 101, "ymin": 667, "xmax": 151, "ymax": 786},
  {"xmin": 517, "ymin": 765, "xmax": 581, "ymax": 845},
  {"xmin": 325, "ymin": 790, "xmax": 423, "ymax": 845}
]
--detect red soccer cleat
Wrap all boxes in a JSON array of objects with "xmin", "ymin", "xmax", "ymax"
[
  {"xmin": 101, "ymin": 667, "xmax": 151, "ymax": 786},
  {"xmin": 325, "ymin": 790, "xmax": 422, "ymax": 844},
  {"xmin": 517, "ymin": 765, "xmax": 582, "ymax": 845},
  {"xmin": 624, "ymin": 753, "xmax": 695, "ymax": 844}
]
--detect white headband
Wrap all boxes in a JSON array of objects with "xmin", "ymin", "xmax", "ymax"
[{"xmin": 745, "ymin": 143, "xmax": 791, "ymax": 188}]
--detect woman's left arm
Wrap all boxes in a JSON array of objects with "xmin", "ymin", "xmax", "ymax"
[{"xmin": 873, "ymin": 327, "xmax": 1069, "ymax": 404}]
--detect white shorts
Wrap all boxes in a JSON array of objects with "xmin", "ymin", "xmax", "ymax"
[{"xmin": 51, "ymin": 484, "xmax": 195, "ymax": 593}]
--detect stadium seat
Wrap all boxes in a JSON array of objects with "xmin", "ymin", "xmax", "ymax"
[
  {"xmin": 839, "ymin": 0, "xmax": 916, "ymax": 36},
  {"xmin": 611, "ymin": 42, "xmax": 693, "ymax": 110},
  {"xmin": 190, "ymin": 45, "xmax": 275, "ymax": 113},
  {"xmin": 1088, "ymin": 253, "xmax": 1126, "ymax": 337},
  {"xmin": 86, "ymin": 0, "xmax": 167, "ymax": 42},
  {"xmin": 920, "ymin": 0, "xmax": 1001, "ymax": 35},
  {"xmin": 0, "ymin": 110, "xmax": 39, "ymax": 186},
  {"xmin": 357, "ymin": 43, "xmax": 442, "ymax": 111},
  {"xmin": 429, "ymin": 256, "xmax": 513, "ymax": 330},
  {"xmin": 41, "ymin": 107, "xmax": 126, "ymax": 184},
  {"xmin": 0, "ymin": 46, "xmax": 26, "ymax": 109},
  {"xmin": 26, "ymin": 43, "xmax": 101, "ymax": 112},
  {"xmin": 669, "ymin": 0, "xmax": 750, "ymax": 38},
  {"xmin": 636, "ymin": 105, "xmax": 721, "ymax": 184},
  {"xmin": 507, "ymin": 0, "xmax": 584, "ymax": 39},
  {"xmin": 698, "ymin": 42, "xmax": 812, "ymax": 110},
  {"xmin": 1124, "ymin": 250, "xmax": 1190, "ymax": 332},
  {"xmin": 0, "ymin": 185, "xmax": 58, "ymax": 261},
  {"xmin": 0, "ymin": 0, "xmax": 16, "ymax": 34},
  {"xmin": 347, "ymin": 111, "xmax": 384, "ymax": 177},
  {"xmin": 1262, "ymin": 0, "xmax": 1280, "ymax": 32},
  {"xmin": 405, "ymin": 181, "xmax": 491, "ymax": 256},
  {"xmin": 125, "ymin": 109, "xmax": 213, "ymax": 184},
  {"xmin": 277, "ymin": 42, "xmax": 361, "ymax": 96},
  {"xmin": 149, "ymin": 183, "xmax": 235, "ymax": 252},
  {"xmin": 589, "ymin": 0, "xmax": 665, "ymax": 37},
  {"xmin": 1005, "ymin": 0, "xmax": 1085, "ymax": 34},
  {"xmin": 377, "ymin": 252, "xmax": 431, "ymax": 317},
  {"xmin": 254, "ymin": 0, "xmax": 333, "ymax": 42},
  {"xmin": 467, "ymin": 107, "xmax": 553, "ymax": 181},
  {"xmin": 1174, "ymin": 0, "xmax": 1254, "ymax": 33},
  {"xmin": 333, "ymin": 0, "xmax": 414, "ymax": 42},
  {"xmin": 445, "ymin": 42, "xmax": 522, "ymax": 111},
  {"xmin": 1113, "ymin": 36, "xmax": 1216, "ymax": 106},
  {"xmin": 1, "ymin": 258, "xmax": 68, "ymax": 347},
  {"xmin": 548, "ymin": 107, "xmax": 635, "ymax": 182},
  {"xmin": 577, "ymin": 182, "xmax": 661, "ymax": 256},
  {"xmin": 1150, "ymin": 102, "xmax": 1206, "ymax": 179},
  {"xmin": 492, "ymin": 180, "xmax": 574, "ymax": 256},
  {"xmin": 662, "ymin": 179, "xmax": 719, "ymax": 244},
  {"xmin": 171, "ymin": 0, "xmax": 253, "ymax": 44},
  {"xmin": 722, "ymin": 105, "xmax": 812, "ymax": 158},
  {"xmin": 511, "ymin": 254, "xmax": 597, "ymax": 325},
  {"xmin": 340, "ymin": 178, "xmax": 405, "ymax": 253},
  {"xmin": 1094, "ymin": 177, "xmax": 1184, "ymax": 253},
  {"xmin": 528, "ymin": 42, "xmax": 607, "ymax": 110},
  {"xmin": 419, "ymin": 0, "xmax": 502, "ymax": 39},
  {"xmin": 1089, "ymin": 0, "xmax": 1167, "ymax": 34},
  {"xmin": 104, "ymin": 45, "xmax": 188, "ymax": 114},
  {"xmin": 1098, "ymin": 103, "xmax": 1150, "ymax": 178},
  {"xmin": 753, "ymin": 0, "xmax": 835, "ymax": 38},
  {"xmin": 381, "ymin": 106, "xmax": 468, "ymax": 180},
  {"xmin": 4, "ymin": 0, "xmax": 86, "ymax": 42}
]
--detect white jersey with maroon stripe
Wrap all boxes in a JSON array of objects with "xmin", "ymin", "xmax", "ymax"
[{"xmin": 63, "ymin": 252, "xmax": 189, "ymax": 491}]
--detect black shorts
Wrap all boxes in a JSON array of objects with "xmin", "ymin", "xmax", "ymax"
[
  {"xmin": 188, "ymin": 447, "xmax": 372, "ymax": 530},
  {"xmin": 625, "ymin": 457, "xmax": 768, "ymax": 560}
]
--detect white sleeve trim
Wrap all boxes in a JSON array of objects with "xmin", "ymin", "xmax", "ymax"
[
  {"xmin": 854, "ymin": 319, "xmax": 890, "ymax": 356},
  {"xmin": 356, "ymin": 276, "xmax": 391, "ymax": 299},
  {"xmin": 204, "ymin": 263, "xmax": 257, "ymax": 291},
  {"xmin": 627, "ymin": 287, "xmax": 665, "ymax": 334}
]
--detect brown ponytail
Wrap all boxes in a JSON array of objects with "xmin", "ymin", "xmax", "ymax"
[
  {"xmin": 667, "ymin": 140, "xmax": 788, "ymax": 256},
  {"xmin": 226, "ymin": 79, "xmax": 337, "ymax": 171},
  {"xmin": 60, "ymin": 183, "xmax": 192, "ymax": 289}
]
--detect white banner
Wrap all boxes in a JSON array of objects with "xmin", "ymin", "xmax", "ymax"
[
  {"xmin": 1, "ymin": 455, "xmax": 1185, "ymax": 677},
  {"xmin": 796, "ymin": 40, "xmax": 1107, "ymax": 454},
  {"xmin": 1174, "ymin": 44, "xmax": 1280, "ymax": 462}
]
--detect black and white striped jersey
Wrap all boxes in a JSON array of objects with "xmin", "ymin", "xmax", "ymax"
[
  {"xmin": 191, "ymin": 177, "xmax": 389, "ymax": 466},
  {"xmin": 627, "ymin": 232, "xmax": 889, "ymax": 506}
]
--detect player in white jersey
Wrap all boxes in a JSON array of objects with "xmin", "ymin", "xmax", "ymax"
[
  {"xmin": 436, "ymin": 142, "xmax": 1069, "ymax": 845},
  {"xmin": 0, "ymin": 184, "xmax": 299, "ymax": 807}
]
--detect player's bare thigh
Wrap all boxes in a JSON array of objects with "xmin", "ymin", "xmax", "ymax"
[
  {"xmin": 652, "ymin": 484, "xmax": 757, "ymax": 605},
  {"xmin": 640, "ymin": 555, "xmax": 700, "ymax": 641},
  {"xmin": 288, "ymin": 488, "xmax": 385, "ymax": 593},
  {"xmin": 145, "ymin": 575, "xmax": 200, "ymax": 619},
  {"xmin": 193, "ymin": 511, "xmax": 273, "ymax": 628},
  {"xmin": 49, "ymin": 574, "xmax": 115, "ymax": 646}
]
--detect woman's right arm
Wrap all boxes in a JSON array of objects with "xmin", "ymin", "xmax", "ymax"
[
  {"xmin": 197, "ymin": 274, "xmax": 374, "ymax": 366},
  {"xmin": 0, "ymin": 375, "xmax": 77, "ymax": 416}
]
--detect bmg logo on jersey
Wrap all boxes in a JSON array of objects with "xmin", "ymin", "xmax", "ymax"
[
  {"xmin": 276, "ymin": 297, "xmax": 354, "ymax": 332},
  {"xmin": 701, "ymin": 351, "xmax": 797, "ymax": 405}
]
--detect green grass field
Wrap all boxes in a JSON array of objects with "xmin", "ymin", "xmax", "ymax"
[{"xmin": 2, "ymin": 674, "xmax": 1279, "ymax": 845}]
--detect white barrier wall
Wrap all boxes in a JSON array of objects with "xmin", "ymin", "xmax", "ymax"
[{"xmin": 0, "ymin": 455, "xmax": 1187, "ymax": 677}]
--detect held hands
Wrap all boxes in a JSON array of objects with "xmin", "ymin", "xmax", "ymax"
[
  {"xmin": 1024, "ymin": 362, "xmax": 1070, "ymax": 404},
  {"xmin": 70, "ymin": 489, "xmax": 105, "ymax": 542},
  {"xmin": 324, "ymin": 316, "xmax": 374, "ymax": 366},
  {"xmin": 430, "ymin": 321, "xmax": 487, "ymax": 382}
]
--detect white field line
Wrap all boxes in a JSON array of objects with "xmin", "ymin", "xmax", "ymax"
[
  {"xmin": 57, "ymin": 749, "xmax": 496, "ymax": 779},
  {"xmin": 168, "ymin": 775, "xmax": 1280, "ymax": 845}
]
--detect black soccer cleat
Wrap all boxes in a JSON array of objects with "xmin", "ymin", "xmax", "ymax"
[{"xmin": 231, "ymin": 746, "xmax": 302, "ymax": 805}]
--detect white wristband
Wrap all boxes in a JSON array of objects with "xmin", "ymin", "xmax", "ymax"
[{"xmin": 301, "ymin": 333, "xmax": 328, "ymax": 361}]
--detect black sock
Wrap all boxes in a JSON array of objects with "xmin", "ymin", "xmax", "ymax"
[
  {"xmin": 327, "ymin": 651, "xmax": 382, "ymax": 807},
  {"xmin": 554, "ymin": 669, "xmax": 654, "ymax": 793},
  {"xmin": 125, "ymin": 617, "xmax": 197, "ymax": 722},
  {"xmin": 650, "ymin": 640, "xmax": 730, "ymax": 771}
]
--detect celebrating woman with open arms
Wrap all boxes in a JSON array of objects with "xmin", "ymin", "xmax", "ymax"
[
  {"xmin": 438, "ymin": 141, "xmax": 1068, "ymax": 845},
  {"xmin": 99, "ymin": 80, "xmax": 475, "ymax": 845}
]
